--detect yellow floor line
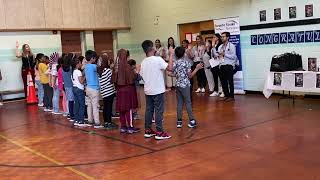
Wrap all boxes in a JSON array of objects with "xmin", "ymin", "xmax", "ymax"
[{"xmin": 0, "ymin": 134, "xmax": 95, "ymax": 180}]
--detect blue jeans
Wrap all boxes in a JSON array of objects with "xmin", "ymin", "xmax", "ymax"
[
  {"xmin": 52, "ymin": 86, "xmax": 60, "ymax": 113},
  {"xmin": 73, "ymin": 87, "xmax": 85, "ymax": 123},
  {"xmin": 35, "ymin": 80, "xmax": 44, "ymax": 105},
  {"xmin": 145, "ymin": 93, "xmax": 164, "ymax": 132}
]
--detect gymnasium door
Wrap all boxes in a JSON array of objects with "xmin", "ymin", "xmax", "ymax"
[
  {"xmin": 61, "ymin": 31, "xmax": 82, "ymax": 55},
  {"xmin": 93, "ymin": 31, "xmax": 114, "ymax": 57}
]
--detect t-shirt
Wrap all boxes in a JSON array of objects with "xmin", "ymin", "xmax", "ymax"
[
  {"xmin": 84, "ymin": 64, "xmax": 99, "ymax": 90},
  {"xmin": 99, "ymin": 68, "xmax": 116, "ymax": 98},
  {"xmin": 72, "ymin": 69, "xmax": 84, "ymax": 90},
  {"xmin": 140, "ymin": 56, "xmax": 168, "ymax": 95},
  {"xmin": 39, "ymin": 63, "xmax": 49, "ymax": 84},
  {"xmin": 173, "ymin": 58, "xmax": 192, "ymax": 88}
]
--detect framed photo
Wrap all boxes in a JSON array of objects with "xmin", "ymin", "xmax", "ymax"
[
  {"xmin": 260, "ymin": 10, "xmax": 266, "ymax": 22},
  {"xmin": 295, "ymin": 73, "xmax": 303, "ymax": 87},
  {"xmin": 305, "ymin": 4, "xmax": 313, "ymax": 17},
  {"xmin": 273, "ymin": 73, "xmax": 282, "ymax": 86},
  {"xmin": 316, "ymin": 74, "xmax": 320, "ymax": 88},
  {"xmin": 289, "ymin": 6, "xmax": 296, "ymax": 19},
  {"xmin": 308, "ymin": 58, "xmax": 317, "ymax": 72},
  {"xmin": 274, "ymin": 8, "xmax": 281, "ymax": 20}
]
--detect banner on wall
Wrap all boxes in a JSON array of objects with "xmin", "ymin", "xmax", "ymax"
[{"xmin": 214, "ymin": 16, "xmax": 245, "ymax": 94}]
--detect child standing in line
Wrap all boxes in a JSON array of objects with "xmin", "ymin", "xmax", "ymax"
[
  {"xmin": 84, "ymin": 50, "xmax": 103, "ymax": 129},
  {"xmin": 98, "ymin": 53, "xmax": 118, "ymax": 130},
  {"xmin": 113, "ymin": 49, "xmax": 139, "ymax": 134},
  {"xmin": 50, "ymin": 53, "xmax": 62, "ymax": 115},
  {"xmin": 72, "ymin": 57, "xmax": 88, "ymax": 127},
  {"xmin": 127, "ymin": 59, "xmax": 142, "ymax": 120},
  {"xmin": 34, "ymin": 53, "xmax": 45, "ymax": 107},
  {"xmin": 39, "ymin": 56, "xmax": 53, "ymax": 112},
  {"xmin": 58, "ymin": 55, "xmax": 68, "ymax": 116},
  {"xmin": 62, "ymin": 54, "xmax": 75, "ymax": 121},
  {"xmin": 171, "ymin": 47, "xmax": 203, "ymax": 128}
]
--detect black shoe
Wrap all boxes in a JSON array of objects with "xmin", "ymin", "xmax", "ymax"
[
  {"xmin": 104, "ymin": 122, "xmax": 119, "ymax": 130},
  {"xmin": 177, "ymin": 119, "xmax": 182, "ymax": 128}
]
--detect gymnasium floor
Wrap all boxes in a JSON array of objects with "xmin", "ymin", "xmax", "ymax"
[{"xmin": 0, "ymin": 88, "xmax": 320, "ymax": 179}]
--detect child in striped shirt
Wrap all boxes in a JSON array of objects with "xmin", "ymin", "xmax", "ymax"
[{"xmin": 98, "ymin": 53, "xmax": 118, "ymax": 130}]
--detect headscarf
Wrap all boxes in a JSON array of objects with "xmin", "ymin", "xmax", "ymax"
[{"xmin": 112, "ymin": 49, "xmax": 136, "ymax": 86}]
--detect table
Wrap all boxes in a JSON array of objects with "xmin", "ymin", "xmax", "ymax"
[{"xmin": 263, "ymin": 71, "xmax": 320, "ymax": 108}]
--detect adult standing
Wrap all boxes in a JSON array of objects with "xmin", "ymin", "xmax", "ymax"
[
  {"xmin": 16, "ymin": 43, "xmax": 35, "ymax": 98},
  {"xmin": 202, "ymin": 40, "xmax": 215, "ymax": 93},
  {"xmin": 210, "ymin": 33, "xmax": 224, "ymax": 97},
  {"xmin": 192, "ymin": 35, "xmax": 207, "ymax": 93},
  {"xmin": 213, "ymin": 32, "xmax": 238, "ymax": 102}
]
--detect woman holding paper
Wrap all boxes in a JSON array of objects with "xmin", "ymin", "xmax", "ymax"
[
  {"xmin": 210, "ymin": 33, "xmax": 224, "ymax": 97},
  {"xmin": 203, "ymin": 40, "xmax": 215, "ymax": 93}
]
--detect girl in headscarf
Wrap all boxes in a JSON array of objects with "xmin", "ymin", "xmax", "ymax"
[{"xmin": 113, "ymin": 49, "xmax": 139, "ymax": 134}]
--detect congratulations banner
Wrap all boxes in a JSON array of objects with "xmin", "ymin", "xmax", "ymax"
[{"xmin": 214, "ymin": 17, "xmax": 244, "ymax": 94}]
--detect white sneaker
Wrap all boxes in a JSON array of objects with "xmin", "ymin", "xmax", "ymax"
[
  {"xmin": 0, "ymin": 102, "xmax": 3, "ymax": 106},
  {"xmin": 94, "ymin": 125, "xmax": 104, "ymax": 129},
  {"xmin": 52, "ymin": 112, "xmax": 62, "ymax": 115},
  {"xmin": 201, "ymin": 88, "xmax": 205, "ymax": 93},
  {"xmin": 47, "ymin": 109, "xmax": 53, "ymax": 112},
  {"xmin": 219, "ymin": 93, "xmax": 225, "ymax": 98},
  {"xmin": 63, "ymin": 113, "xmax": 68, "ymax": 117},
  {"xmin": 195, "ymin": 88, "xmax": 201, "ymax": 93},
  {"xmin": 210, "ymin": 92, "xmax": 219, "ymax": 97},
  {"xmin": 44, "ymin": 108, "xmax": 49, "ymax": 112}
]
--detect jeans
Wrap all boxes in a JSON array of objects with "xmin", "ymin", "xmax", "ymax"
[
  {"xmin": 86, "ymin": 87, "xmax": 100, "ymax": 125},
  {"xmin": 43, "ymin": 83, "xmax": 53, "ymax": 109},
  {"xmin": 73, "ymin": 87, "xmax": 85, "ymax": 123},
  {"xmin": 65, "ymin": 87, "xmax": 74, "ymax": 118},
  {"xmin": 145, "ymin": 93, "xmax": 164, "ymax": 132},
  {"xmin": 35, "ymin": 80, "xmax": 44, "ymax": 105},
  {"xmin": 176, "ymin": 87, "xmax": 195, "ymax": 121},
  {"xmin": 52, "ymin": 86, "xmax": 60, "ymax": 113},
  {"xmin": 220, "ymin": 65, "xmax": 234, "ymax": 98},
  {"xmin": 103, "ymin": 94, "xmax": 115, "ymax": 124}
]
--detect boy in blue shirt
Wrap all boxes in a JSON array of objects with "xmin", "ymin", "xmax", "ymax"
[{"xmin": 84, "ymin": 50, "xmax": 102, "ymax": 128}]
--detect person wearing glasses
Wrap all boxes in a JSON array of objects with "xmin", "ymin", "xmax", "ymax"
[{"xmin": 213, "ymin": 32, "xmax": 238, "ymax": 102}]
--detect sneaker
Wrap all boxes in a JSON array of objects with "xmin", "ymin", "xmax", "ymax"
[
  {"xmin": 112, "ymin": 112, "xmax": 120, "ymax": 119},
  {"xmin": 188, "ymin": 119, "xmax": 197, "ymax": 128},
  {"xmin": 219, "ymin": 93, "xmax": 225, "ymax": 98},
  {"xmin": 67, "ymin": 115, "xmax": 71, "ymax": 119},
  {"xmin": 38, "ymin": 103, "xmax": 44, "ymax": 107},
  {"xmin": 47, "ymin": 109, "xmax": 53, "ymax": 112},
  {"xmin": 210, "ymin": 92, "xmax": 219, "ymax": 97},
  {"xmin": 144, "ymin": 129, "xmax": 157, "ymax": 138},
  {"xmin": 76, "ymin": 122, "xmax": 87, "ymax": 127},
  {"xmin": 127, "ymin": 127, "xmax": 140, "ymax": 134},
  {"xmin": 225, "ymin": 97, "xmax": 235, "ymax": 102},
  {"xmin": 104, "ymin": 122, "xmax": 119, "ymax": 130},
  {"xmin": 52, "ymin": 111, "xmax": 62, "ymax": 115},
  {"xmin": 69, "ymin": 119, "xmax": 75, "ymax": 122},
  {"xmin": 94, "ymin": 125, "xmax": 104, "ymax": 129},
  {"xmin": 177, "ymin": 119, "xmax": 183, "ymax": 128},
  {"xmin": 201, "ymin": 88, "xmax": 205, "ymax": 93},
  {"xmin": 155, "ymin": 131, "xmax": 172, "ymax": 140},
  {"xmin": 44, "ymin": 108, "xmax": 49, "ymax": 112},
  {"xmin": 195, "ymin": 88, "xmax": 201, "ymax": 93},
  {"xmin": 120, "ymin": 127, "xmax": 128, "ymax": 133},
  {"xmin": 152, "ymin": 118, "xmax": 155, "ymax": 123},
  {"xmin": 63, "ymin": 113, "xmax": 68, "ymax": 117},
  {"xmin": 0, "ymin": 102, "xmax": 3, "ymax": 106},
  {"xmin": 73, "ymin": 121, "xmax": 79, "ymax": 126}
]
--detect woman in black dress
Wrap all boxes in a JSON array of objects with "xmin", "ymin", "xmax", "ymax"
[{"xmin": 16, "ymin": 43, "xmax": 35, "ymax": 98}]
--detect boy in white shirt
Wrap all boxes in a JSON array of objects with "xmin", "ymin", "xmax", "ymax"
[{"xmin": 140, "ymin": 40, "xmax": 173, "ymax": 140}]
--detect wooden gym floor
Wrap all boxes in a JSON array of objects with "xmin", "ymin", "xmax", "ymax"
[{"xmin": 0, "ymin": 88, "xmax": 320, "ymax": 179}]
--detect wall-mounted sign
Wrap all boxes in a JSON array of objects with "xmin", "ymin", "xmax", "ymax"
[{"xmin": 251, "ymin": 30, "xmax": 320, "ymax": 45}]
